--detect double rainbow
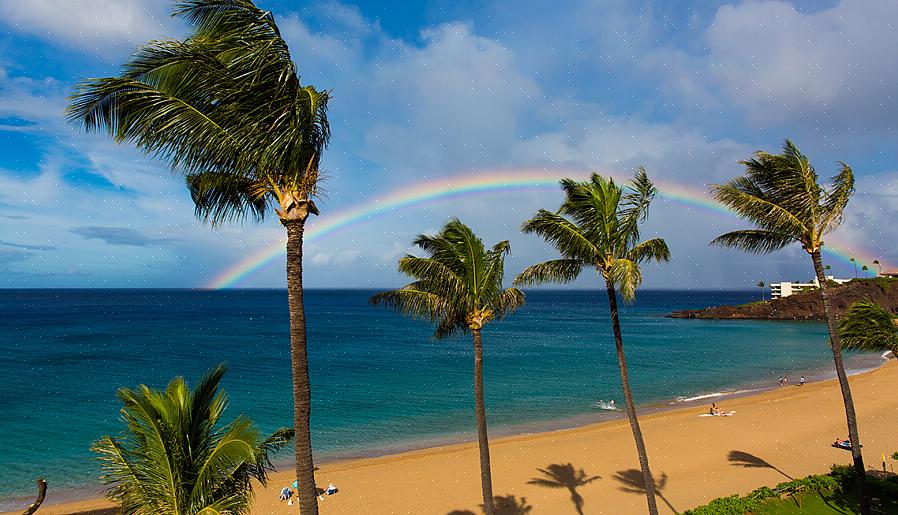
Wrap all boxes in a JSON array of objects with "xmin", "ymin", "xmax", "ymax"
[{"xmin": 205, "ymin": 169, "xmax": 881, "ymax": 289}]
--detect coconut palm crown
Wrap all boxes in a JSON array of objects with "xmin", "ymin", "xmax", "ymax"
[
  {"xmin": 67, "ymin": 0, "xmax": 331, "ymax": 226},
  {"xmin": 709, "ymin": 140, "xmax": 853, "ymax": 258},
  {"xmin": 840, "ymin": 300, "xmax": 898, "ymax": 356},
  {"xmin": 513, "ymin": 169, "xmax": 670, "ymax": 298},
  {"xmin": 93, "ymin": 364, "xmax": 293, "ymax": 515},
  {"xmin": 710, "ymin": 139, "xmax": 870, "ymax": 513},
  {"xmin": 371, "ymin": 218, "xmax": 525, "ymax": 338}
]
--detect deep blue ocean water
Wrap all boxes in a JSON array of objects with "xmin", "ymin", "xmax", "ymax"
[{"xmin": 0, "ymin": 289, "xmax": 879, "ymax": 504}]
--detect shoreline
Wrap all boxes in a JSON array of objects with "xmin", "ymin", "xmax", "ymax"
[{"xmin": 3, "ymin": 351, "xmax": 891, "ymax": 514}]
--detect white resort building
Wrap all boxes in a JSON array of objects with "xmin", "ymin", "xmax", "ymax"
[{"xmin": 770, "ymin": 275, "xmax": 851, "ymax": 299}]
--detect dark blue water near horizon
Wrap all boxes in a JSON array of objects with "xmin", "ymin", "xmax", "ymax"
[{"xmin": 0, "ymin": 288, "xmax": 879, "ymax": 504}]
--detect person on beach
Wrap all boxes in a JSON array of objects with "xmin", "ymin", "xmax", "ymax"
[
  {"xmin": 800, "ymin": 375, "xmax": 805, "ymax": 386},
  {"xmin": 779, "ymin": 376, "xmax": 784, "ymax": 386},
  {"xmin": 609, "ymin": 399, "xmax": 616, "ymax": 409},
  {"xmin": 279, "ymin": 486, "xmax": 292, "ymax": 502},
  {"xmin": 784, "ymin": 374, "xmax": 788, "ymax": 385}
]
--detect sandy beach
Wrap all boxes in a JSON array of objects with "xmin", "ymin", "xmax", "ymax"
[{"xmin": 8, "ymin": 359, "xmax": 896, "ymax": 515}]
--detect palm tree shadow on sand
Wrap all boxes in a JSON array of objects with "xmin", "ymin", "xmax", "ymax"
[
  {"xmin": 728, "ymin": 450, "xmax": 793, "ymax": 480},
  {"xmin": 527, "ymin": 463, "xmax": 600, "ymax": 515},
  {"xmin": 612, "ymin": 469, "xmax": 677, "ymax": 514},
  {"xmin": 448, "ymin": 494, "xmax": 532, "ymax": 515}
]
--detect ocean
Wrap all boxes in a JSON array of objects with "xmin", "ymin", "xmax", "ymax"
[{"xmin": 0, "ymin": 288, "xmax": 881, "ymax": 507}]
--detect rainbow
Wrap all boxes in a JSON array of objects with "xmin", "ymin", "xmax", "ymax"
[{"xmin": 205, "ymin": 168, "xmax": 882, "ymax": 288}]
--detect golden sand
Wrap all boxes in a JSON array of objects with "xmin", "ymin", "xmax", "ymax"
[{"xmin": 7, "ymin": 360, "xmax": 896, "ymax": 515}]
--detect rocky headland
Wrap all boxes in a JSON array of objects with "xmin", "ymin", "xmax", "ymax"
[{"xmin": 668, "ymin": 278, "xmax": 898, "ymax": 320}]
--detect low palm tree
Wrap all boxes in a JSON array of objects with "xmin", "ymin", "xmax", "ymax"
[
  {"xmin": 862, "ymin": 265, "xmax": 869, "ymax": 276},
  {"xmin": 873, "ymin": 259, "xmax": 882, "ymax": 276},
  {"xmin": 371, "ymin": 219, "xmax": 525, "ymax": 515},
  {"xmin": 757, "ymin": 280, "xmax": 766, "ymax": 301},
  {"xmin": 67, "ymin": 2, "xmax": 329, "ymax": 512},
  {"xmin": 515, "ymin": 169, "xmax": 670, "ymax": 515},
  {"xmin": 840, "ymin": 300, "xmax": 898, "ymax": 359},
  {"xmin": 94, "ymin": 365, "xmax": 293, "ymax": 514},
  {"xmin": 710, "ymin": 139, "xmax": 870, "ymax": 513}
]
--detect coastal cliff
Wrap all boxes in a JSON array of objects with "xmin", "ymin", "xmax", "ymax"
[{"xmin": 669, "ymin": 278, "xmax": 898, "ymax": 320}]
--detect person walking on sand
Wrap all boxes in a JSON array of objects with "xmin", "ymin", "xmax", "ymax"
[
  {"xmin": 800, "ymin": 375, "xmax": 805, "ymax": 386},
  {"xmin": 779, "ymin": 376, "xmax": 784, "ymax": 386}
]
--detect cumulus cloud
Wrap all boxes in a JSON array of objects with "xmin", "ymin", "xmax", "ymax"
[
  {"xmin": 704, "ymin": 0, "xmax": 898, "ymax": 130},
  {"xmin": 0, "ymin": 0, "xmax": 180, "ymax": 59}
]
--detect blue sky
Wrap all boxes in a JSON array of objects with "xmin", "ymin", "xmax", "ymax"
[{"xmin": 0, "ymin": 0, "xmax": 896, "ymax": 289}]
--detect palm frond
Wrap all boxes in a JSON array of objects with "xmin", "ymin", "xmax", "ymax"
[
  {"xmin": 607, "ymin": 258, "xmax": 642, "ymax": 302},
  {"xmin": 619, "ymin": 166, "xmax": 656, "ymax": 237},
  {"xmin": 520, "ymin": 210, "xmax": 598, "ymax": 262},
  {"xmin": 819, "ymin": 161, "xmax": 854, "ymax": 235},
  {"xmin": 710, "ymin": 229, "xmax": 795, "ymax": 254},
  {"xmin": 839, "ymin": 300, "xmax": 898, "ymax": 353},
  {"xmin": 710, "ymin": 179, "xmax": 809, "ymax": 238},
  {"xmin": 187, "ymin": 172, "xmax": 270, "ymax": 226},
  {"xmin": 491, "ymin": 288, "xmax": 526, "ymax": 320},
  {"xmin": 369, "ymin": 287, "xmax": 449, "ymax": 324},
  {"xmin": 513, "ymin": 259, "xmax": 584, "ymax": 286},
  {"xmin": 626, "ymin": 238, "xmax": 670, "ymax": 264}
]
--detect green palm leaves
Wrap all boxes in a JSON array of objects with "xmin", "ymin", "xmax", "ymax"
[
  {"xmin": 67, "ymin": 0, "xmax": 330, "ymax": 225},
  {"xmin": 840, "ymin": 300, "xmax": 898, "ymax": 355},
  {"xmin": 371, "ymin": 219, "xmax": 525, "ymax": 338},
  {"xmin": 514, "ymin": 168, "xmax": 670, "ymax": 300},
  {"xmin": 710, "ymin": 140, "xmax": 854, "ymax": 255},
  {"xmin": 93, "ymin": 365, "xmax": 292, "ymax": 515}
]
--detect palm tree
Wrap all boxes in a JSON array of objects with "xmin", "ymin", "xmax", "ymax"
[
  {"xmin": 840, "ymin": 300, "xmax": 898, "ymax": 359},
  {"xmin": 873, "ymin": 259, "xmax": 882, "ymax": 276},
  {"xmin": 66, "ymin": 2, "xmax": 329, "ymax": 512},
  {"xmin": 851, "ymin": 257, "xmax": 858, "ymax": 278},
  {"xmin": 93, "ymin": 365, "xmax": 293, "ymax": 514},
  {"xmin": 757, "ymin": 280, "xmax": 766, "ymax": 301},
  {"xmin": 862, "ymin": 265, "xmax": 869, "ymax": 276},
  {"xmin": 514, "ymin": 169, "xmax": 670, "ymax": 515},
  {"xmin": 528, "ymin": 463, "xmax": 600, "ymax": 515},
  {"xmin": 371, "ymin": 219, "xmax": 525, "ymax": 515},
  {"xmin": 710, "ymin": 139, "xmax": 869, "ymax": 513}
]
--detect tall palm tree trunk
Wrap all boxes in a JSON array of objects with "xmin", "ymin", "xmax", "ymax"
[
  {"xmin": 605, "ymin": 284, "xmax": 659, "ymax": 515},
  {"xmin": 285, "ymin": 220, "xmax": 318, "ymax": 515},
  {"xmin": 472, "ymin": 329, "xmax": 495, "ymax": 515},
  {"xmin": 811, "ymin": 251, "xmax": 869, "ymax": 514}
]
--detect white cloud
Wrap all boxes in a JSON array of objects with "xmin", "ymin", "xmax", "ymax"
[
  {"xmin": 704, "ymin": 0, "xmax": 898, "ymax": 129},
  {"xmin": 0, "ymin": 0, "xmax": 180, "ymax": 59}
]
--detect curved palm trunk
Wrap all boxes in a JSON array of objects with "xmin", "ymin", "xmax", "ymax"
[
  {"xmin": 285, "ymin": 220, "xmax": 318, "ymax": 515},
  {"xmin": 605, "ymin": 284, "xmax": 659, "ymax": 515},
  {"xmin": 472, "ymin": 329, "xmax": 495, "ymax": 515},
  {"xmin": 811, "ymin": 251, "xmax": 869, "ymax": 514}
]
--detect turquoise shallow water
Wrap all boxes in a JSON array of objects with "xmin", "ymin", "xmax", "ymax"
[{"xmin": 0, "ymin": 289, "xmax": 879, "ymax": 505}]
